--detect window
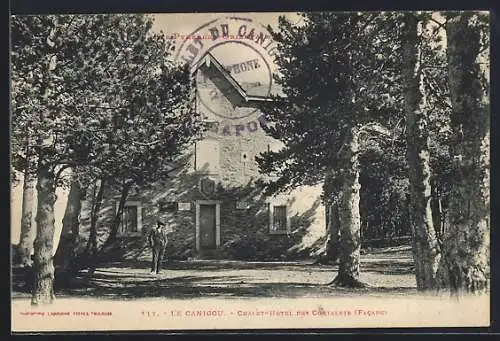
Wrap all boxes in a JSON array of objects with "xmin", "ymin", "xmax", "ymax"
[
  {"xmin": 117, "ymin": 201, "xmax": 143, "ymax": 236},
  {"xmin": 195, "ymin": 139, "xmax": 220, "ymax": 174},
  {"xmin": 269, "ymin": 204, "xmax": 289, "ymax": 234}
]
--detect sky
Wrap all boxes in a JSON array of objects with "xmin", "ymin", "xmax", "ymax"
[
  {"xmin": 150, "ymin": 12, "xmax": 303, "ymax": 38},
  {"xmin": 150, "ymin": 12, "xmax": 302, "ymax": 75}
]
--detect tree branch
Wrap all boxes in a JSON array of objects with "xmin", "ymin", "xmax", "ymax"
[
  {"xmin": 54, "ymin": 164, "xmax": 72, "ymax": 182},
  {"xmin": 421, "ymin": 64, "xmax": 448, "ymax": 70},
  {"xmin": 131, "ymin": 139, "xmax": 161, "ymax": 147},
  {"xmin": 429, "ymin": 17, "xmax": 447, "ymax": 32},
  {"xmin": 360, "ymin": 122, "xmax": 392, "ymax": 137},
  {"xmin": 165, "ymin": 162, "xmax": 188, "ymax": 176}
]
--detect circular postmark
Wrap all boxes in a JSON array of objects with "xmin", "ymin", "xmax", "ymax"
[{"xmin": 174, "ymin": 16, "xmax": 278, "ymax": 128}]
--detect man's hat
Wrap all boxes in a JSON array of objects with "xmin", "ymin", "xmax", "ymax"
[{"xmin": 157, "ymin": 219, "xmax": 165, "ymax": 226}]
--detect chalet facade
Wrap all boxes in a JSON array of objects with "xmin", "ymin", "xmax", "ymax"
[{"xmin": 74, "ymin": 46, "xmax": 327, "ymax": 261}]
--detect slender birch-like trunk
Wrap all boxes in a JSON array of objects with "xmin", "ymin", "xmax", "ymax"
[
  {"xmin": 99, "ymin": 182, "xmax": 132, "ymax": 253},
  {"xmin": 85, "ymin": 179, "xmax": 105, "ymax": 259},
  {"xmin": 332, "ymin": 127, "xmax": 365, "ymax": 287},
  {"xmin": 402, "ymin": 13, "xmax": 441, "ymax": 291}
]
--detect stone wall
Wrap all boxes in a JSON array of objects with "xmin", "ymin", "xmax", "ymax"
[{"xmin": 78, "ymin": 165, "xmax": 327, "ymax": 262}]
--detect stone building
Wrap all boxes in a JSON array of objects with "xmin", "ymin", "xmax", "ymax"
[{"xmin": 79, "ymin": 48, "xmax": 328, "ymax": 261}]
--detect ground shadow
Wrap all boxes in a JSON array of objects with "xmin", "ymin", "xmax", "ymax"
[
  {"xmin": 12, "ymin": 248, "xmax": 416, "ymax": 299},
  {"xmin": 50, "ymin": 270, "xmax": 417, "ymax": 300},
  {"xmin": 361, "ymin": 260, "xmax": 415, "ymax": 276},
  {"xmin": 97, "ymin": 259, "xmax": 320, "ymax": 271}
]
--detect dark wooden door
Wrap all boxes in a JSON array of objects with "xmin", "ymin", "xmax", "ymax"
[{"xmin": 199, "ymin": 204, "xmax": 216, "ymax": 249}]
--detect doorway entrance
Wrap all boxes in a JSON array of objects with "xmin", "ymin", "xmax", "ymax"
[{"xmin": 195, "ymin": 200, "xmax": 221, "ymax": 252}]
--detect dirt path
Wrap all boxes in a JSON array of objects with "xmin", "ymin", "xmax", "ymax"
[{"xmin": 13, "ymin": 246, "xmax": 416, "ymax": 300}]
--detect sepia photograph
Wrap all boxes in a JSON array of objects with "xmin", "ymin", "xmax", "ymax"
[{"xmin": 10, "ymin": 10, "xmax": 491, "ymax": 332}]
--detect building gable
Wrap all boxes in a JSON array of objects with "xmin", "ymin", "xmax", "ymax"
[{"xmin": 192, "ymin": 52, "xmax": 274, "ymax": 108}]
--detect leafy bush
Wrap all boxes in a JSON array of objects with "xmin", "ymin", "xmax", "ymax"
[{"xmin": 221, "ymin": 231, "xmax": 290, "ymax": 261}]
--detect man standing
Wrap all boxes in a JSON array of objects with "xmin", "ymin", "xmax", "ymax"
[{"xmin": 148, "ymin": 220, "xmax": 168, "ymax": 274}]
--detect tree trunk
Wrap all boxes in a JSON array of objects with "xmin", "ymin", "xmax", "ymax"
[
  {"xmin": 84, "ymin": 179, "xmax": 105, "ymax": 259},
  {"xmin": 430, "ymin": 179, "xmax": 443, "ymax": 243},
  {"xmin": 31, "ymin": 165, "xmax": 56, "ymax": 306},
  {"xmin": 84, "ymin": 183, "xmax": 132, "ymax": 273},
  {"xmin": 325, "ymin": 201, "xmax": 341, "ymax": 262},
  {"xmin": 316, "ymin": 200, "xmax": 341, "ymax": 265},
  {"xmin": 436, "ymin": 13, "xmax": 490, "ymax": 295},
  {"xmin": 332, "ymin": 127, "xmax": 365, "ymax": 288},
  {"xmin": 99, "ymin": 183, "xmax": 132, "ymax": 255},
  {"xmin": 54, "ymin": 177, "xmax": 83, "ymax": 278},
  {"xmin": 402, "ymin": 13, "xmax": 441, "ymax": 291},
  {"xmin": 18, "ymin": 167, "xmax": 36, "ymax": 267}
]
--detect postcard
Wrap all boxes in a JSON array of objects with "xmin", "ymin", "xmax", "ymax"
[{"xmin": 10, "ymin": 11, "xmax": 491, "ymax": 332}]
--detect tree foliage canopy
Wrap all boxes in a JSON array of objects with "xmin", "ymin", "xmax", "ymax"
[
  {"xmin": 256, "ymin": 12, "xmax": 407, "ymax": 197},
  {"xmin": 11, "ymin": 14, "xmax": 204, "ymax": 191}
]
